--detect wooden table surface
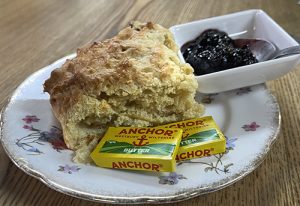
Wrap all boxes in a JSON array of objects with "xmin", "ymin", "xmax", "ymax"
[{"xmin": 0, "ymin": 0, "xmax": 299, "ymax": 205}]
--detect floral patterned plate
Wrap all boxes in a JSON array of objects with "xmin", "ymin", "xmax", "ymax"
[{"xmin": 0, "ymin": 54, "xmax": 280, "ymax": 204}]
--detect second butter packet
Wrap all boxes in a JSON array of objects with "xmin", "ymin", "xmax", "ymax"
[{"xmin": 158, "ymin": 116, "xmax": 226, "ymax": 161}]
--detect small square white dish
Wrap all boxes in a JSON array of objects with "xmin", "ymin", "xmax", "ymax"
[{"xmin": 170, "ymin": 9, "xmax": 300, "ymax": 93}]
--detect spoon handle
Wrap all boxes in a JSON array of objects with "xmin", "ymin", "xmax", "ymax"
[{"xmin": 274, "ymin": 45, "xmax": 300, "ymax": 59}]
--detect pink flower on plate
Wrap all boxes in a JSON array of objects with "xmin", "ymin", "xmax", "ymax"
[
  {"xmin": 23, "ymin": 125, "xmax": 34, "ymax": 130},
  {"xmin": 50, "ymin": 138, "xmax": 68, "ymax": 152},
  {"xmin": 242, "ymin": 122, "xmax": 260, "ymax": 131},
  {"xmin": 22, "ymin": 115, "xmax": 40, "ymax": 124}
]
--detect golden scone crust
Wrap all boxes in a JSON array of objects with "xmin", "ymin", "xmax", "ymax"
[{"xmin": 44, "ymin": 22, "xmax": 204, "ymax": 163}]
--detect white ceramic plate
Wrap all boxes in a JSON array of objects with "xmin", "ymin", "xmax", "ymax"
[{"xmin": 0, "ymin": 54, "xmax": 280, "ymax": 204}]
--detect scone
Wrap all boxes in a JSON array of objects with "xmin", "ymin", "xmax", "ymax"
[{"xmin": 44, "ymin": 22, "xmax": 205, "ymax": 163}]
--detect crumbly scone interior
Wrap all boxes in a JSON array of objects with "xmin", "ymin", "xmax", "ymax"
[{"xmin": 44, "ymin": 22, "xmax": 204, "ymax": 163}]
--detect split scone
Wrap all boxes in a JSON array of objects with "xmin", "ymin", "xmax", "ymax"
[{"xmin": 44, "ymin": 22, "xmax": 205, "ymax": 163}]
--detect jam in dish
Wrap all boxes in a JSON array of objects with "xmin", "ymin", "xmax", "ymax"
[{"xmin": 182, "ymin": 29, "xmax": 258, "ymax": 75}]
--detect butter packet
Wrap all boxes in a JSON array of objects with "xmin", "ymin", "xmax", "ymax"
[
  {"xmin": 160, "ymin": 116, "xmax": 226, "ymax": 161},
  {"xmin": 90, "ymin": 127, "xmax": 183, "ymax": 172}
]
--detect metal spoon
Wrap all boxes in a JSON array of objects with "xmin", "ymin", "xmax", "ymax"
[{"xmin": 234, "ymin": 39, "xmax": 300, "ymax": 61}]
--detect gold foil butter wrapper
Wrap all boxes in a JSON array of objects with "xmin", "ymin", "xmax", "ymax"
[
  {"xmin": 90, "ymin": 127, "xmax": 182, "ymax": 172},
  {"xmin": 160, "ymin": 116, "xmax": 226, "ymax": 161}
]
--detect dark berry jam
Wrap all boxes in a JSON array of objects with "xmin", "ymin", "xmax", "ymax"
[{"xmin": 182, "ymin": 29, "xmax": 258, "ymax": 75}]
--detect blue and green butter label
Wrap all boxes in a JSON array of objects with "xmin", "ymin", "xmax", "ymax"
[
  {"xmin": 180, "ymin": 129, "xmax": 220, "ymax": 147},
  {"xmin": 100, "ymin": 141, "xmax": 176, "ymax": 156}
]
